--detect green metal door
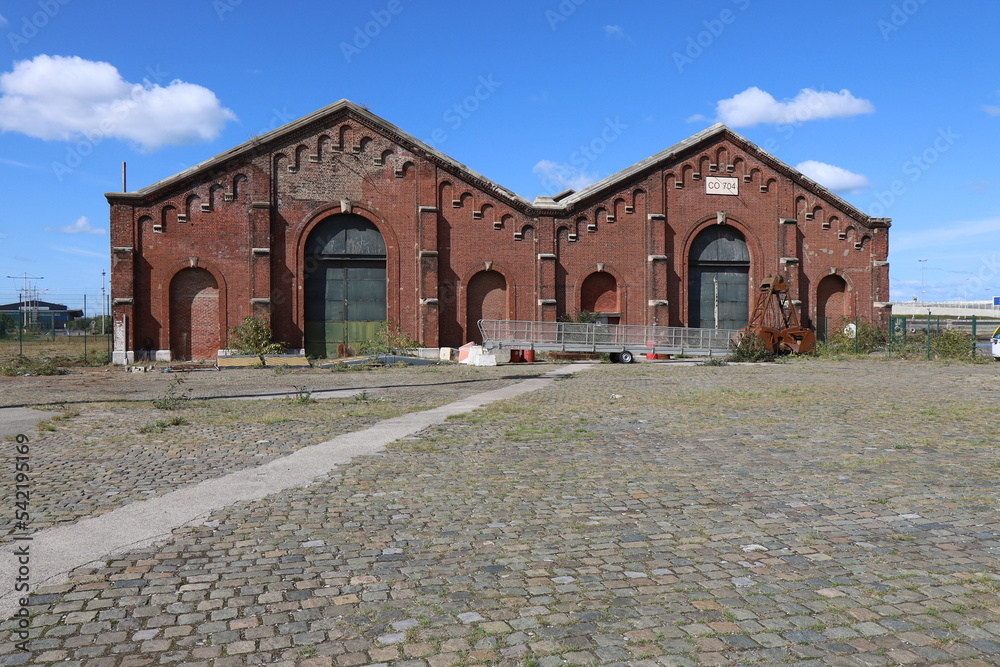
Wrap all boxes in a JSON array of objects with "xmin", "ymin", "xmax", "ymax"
[
  {"xmin": 690, "ymin": 267, "xmax": 750, "ymax": 330},
  {"xmin": 688, "ymin": 226, "xmax": 750, "ymax": 329},
  {"xmin": 304, "ymin": 215, "xmax": 386, "ymax": 358}
]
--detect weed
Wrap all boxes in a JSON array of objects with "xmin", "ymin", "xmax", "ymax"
[
  {"xmin": 289, "ymin": 386, "xmax": 315, "ymax": 404},
  {"xmin": 700, "ymin": 357, "xmax": 728, "ymax": 367},
  {"xmin": 152, "ymin": 377, "xmax": 191, "ymax": 410}
]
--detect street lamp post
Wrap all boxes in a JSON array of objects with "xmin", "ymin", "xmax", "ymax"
[{"xmin": 917, "ymin": 259, "xmax": 928, "ymax": 302}]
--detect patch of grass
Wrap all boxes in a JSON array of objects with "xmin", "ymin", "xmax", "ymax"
[
  {"xmin": 962, "ymin": 574, "xmax": 1000, "ymax": 592},
  {"xmin": 504, "ymin": 425, "xmax": 573, "ymax": 442},
  {"xmin": 394, "ymin": 442, "xmax": 447, "ymax": 454},
  {"xmin": 261, "ymin": 415, "xmax": 290, "ymax": 425},
  {"xmin": 1, "ymin": 355, "xmax": 69, "ymax": 376},
  {"xmin": 139, "ymin": 416, "xmax": 189, "ymax": 434}
]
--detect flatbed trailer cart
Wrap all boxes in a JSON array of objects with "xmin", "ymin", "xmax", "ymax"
[{"xmin": 478, "ymin": 319, "xmax": 737, "ymax": 363}]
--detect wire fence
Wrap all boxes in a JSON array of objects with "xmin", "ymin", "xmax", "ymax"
[
  {"xmin": 0, "ymin": 290, "xmax": 112, "ymax": 364},
  {"xmin": 820, "ymin": 315, "xmax": 999, "ymax": 361}
]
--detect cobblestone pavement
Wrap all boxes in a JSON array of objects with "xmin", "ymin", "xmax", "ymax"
[
  {"xmin": 3, "ymin": 359, "xmax": 1000, "ymax": 666},
  {"xmin": 0, "ymin": 365, "xmax": 551, "ymax": 539}
]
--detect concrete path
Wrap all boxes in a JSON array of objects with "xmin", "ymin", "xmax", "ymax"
[
  {"xmin": 218, "ymin": 387, "xmax": 367, "ymax": 401},
  {"xmin": 0, "ymin": 407, "xmax": 58, "ymax": 439},
  {"xmin": 0, "ymin": 364, "xmax": 590, "ymax": 621}
]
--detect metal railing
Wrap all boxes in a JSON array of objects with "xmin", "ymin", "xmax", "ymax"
[
  {"xmin": 478, "ymin": 319, "xmax": 738, "ymax": 354},
  {"xmin": 890, "ymin": 301, "xmax": 998, "ymax": 310}
]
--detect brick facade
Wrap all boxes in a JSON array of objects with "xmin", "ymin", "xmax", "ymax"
[{"xmin": 107, "ymin": 100, "xmax": 890, "ymax": 362}]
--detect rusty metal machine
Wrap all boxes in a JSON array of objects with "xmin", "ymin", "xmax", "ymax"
[{"xmin": 740, "ymin": 275, "xmax": 816, "ymax": 354}]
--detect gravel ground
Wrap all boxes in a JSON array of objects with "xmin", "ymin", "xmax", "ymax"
[{"xmin": 2, "ymin": 358, "xmax": 999, "ymax": 666}]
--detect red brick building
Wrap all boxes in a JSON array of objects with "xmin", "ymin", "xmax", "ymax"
[{"xmin": 107, "ymin": 100, "xmax": 890, "ymax": 363}]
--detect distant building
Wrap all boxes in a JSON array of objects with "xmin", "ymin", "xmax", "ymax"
[
  {"xmin": 107, "ymin": 101, "xmax": 890, "ymax": 363},
  {"xmin": 0, "ymin": 300, "xmax": 83, "ymax": 330}
]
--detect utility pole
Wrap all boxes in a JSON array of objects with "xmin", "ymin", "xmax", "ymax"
[{"xmin": 6, "ymin": 273, "xmax": 44, "ymax": 330}]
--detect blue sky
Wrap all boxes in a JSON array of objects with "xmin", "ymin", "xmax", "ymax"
[{"xmin": 1, "ymin": 0, "xmax": 999, "ymax": 312}]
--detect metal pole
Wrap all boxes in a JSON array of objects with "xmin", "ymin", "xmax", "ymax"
[
  {"xmin": 972, "ymin": 314, "xmax": 977, "ymax": 359},
  {"xmin": 926, "ymin": 310, "xmax": 931, "ymax": 361},
  {"xmin": 107, "ymin": 292, "xmax": 112, "ymax": 360},
  {"xmin": 83, "ymin": 293, "xmax": 87, "ymax": 359},
  {"xmin": 101, "ymin": 270, "xmax": 106, "ymax": 336}
]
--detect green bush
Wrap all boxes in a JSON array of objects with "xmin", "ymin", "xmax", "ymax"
[
  {"xmin": 727, "ymin": 334, "xmax": 777, "ymax": 363},
  {"xmin": 227, "ymin": 316, "xmax": 286, "ymax": 366},
  {"xmin": 886, "ymin": 328, "xmax": 976, "ymax": 361},
  {"xmin": 359, "ymin": 321, "xmax": 419, "ymax": 356},
  {"xmin": 557, "ymin": 310, "xmax": 599, "ymax": 324},
  {"xmin": 819, "ymin": 318, "xmax": 887, "ymax": 355}
]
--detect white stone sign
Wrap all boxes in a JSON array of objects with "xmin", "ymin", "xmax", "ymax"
[{"xmin": 706, "ymin": 176, "xmax": 739, "ymax": 196}]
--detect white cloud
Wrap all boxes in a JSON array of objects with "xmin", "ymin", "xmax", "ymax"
[
  {"xmin": 795, "ymin": 160, "xmax": 870, "ymax": 194},
  {"xmin": 45, "ymin": 216, "xmax": 106, "ymax": 235},
  {"xmin": 0, "ymin": 55, "xmax": 237, "ymax": 151},
  {"xmin": 984, "ymin": 105, "xmax": 1000, "ymax": 116},
  {"xmin": 533, "ymin": 160, "xmax": 599, "ymax": 192},
  {"xmin": 0, "ymin": 157, "xmax": 34, "ymax": 168},
  {"xmin": 604, "ymin": 25, "xmax": 626, "ymax": 39},
  {"xmin": 50, "ymin": 245, "xmax": 107, "ymax": 259},
  {"xmin": 715, "ymin": 87, "xmax": 874, "ymax": 127},
  {"xmin": 0, "ymin": 14, "xmax": 8, "ymax": 26}
]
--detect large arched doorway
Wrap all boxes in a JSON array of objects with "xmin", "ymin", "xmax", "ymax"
[
  {"xmin": 688, "ymin": 226, "xmax": 750, "ymax": 329},
  {"xmin": 816, "ymin": 274, "xmax": 849, "ymax": 341},
  {"xmin": 169, "ymin": 268, "xmax": 219, "ymax": 361},
  {"xmin": 304, "ymin": 214, "xmax": 386, "ymax": 358},
  {"xmin": 466, "ymin": 270, "xmax": 507, "ymax": 344},
  {"xmin": 580, "ymin": 272, "xmax": 619, "ymax": 323}
]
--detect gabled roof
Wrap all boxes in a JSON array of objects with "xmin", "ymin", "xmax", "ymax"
[{"xmin": 106, "ymin": 100, "xmax": 888, "ymax": 228}]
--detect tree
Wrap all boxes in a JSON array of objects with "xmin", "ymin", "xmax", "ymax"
[
  {"xmin": 227, "ymin": 316, "xmax": 286, "ymax": 366},
  {"xmin": 0, "ymin": 313, "xmax": 15, "ymax": 338}
]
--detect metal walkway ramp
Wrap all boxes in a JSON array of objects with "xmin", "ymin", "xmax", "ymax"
[{"xmin": 478, "ymin": 319, "xmax": 737, "ymax": 362}]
